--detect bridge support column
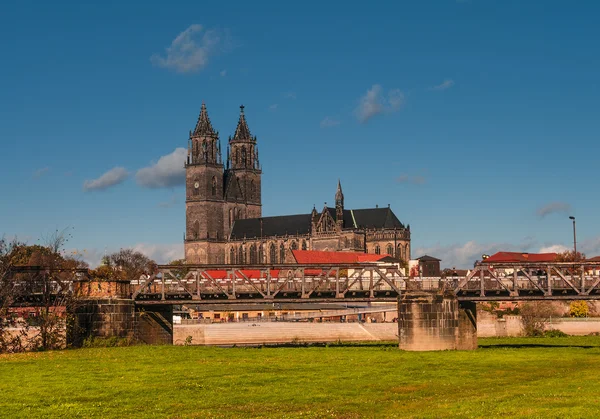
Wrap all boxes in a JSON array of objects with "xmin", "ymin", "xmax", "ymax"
[
  {"xmin": 67, "ymin": 298, "xmax": 136, "ymax": 347},
  {"xmin": 398, "ymin": 291, "xmax": 477, "ymax": 351},
  {"xmin": 135, "ymin": 305, "xmax": 173, "ymax": 345}
]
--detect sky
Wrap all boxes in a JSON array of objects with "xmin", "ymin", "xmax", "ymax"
[{"xmin": 1, "ymin": 0, "xmax": 599, "ymax": 268}]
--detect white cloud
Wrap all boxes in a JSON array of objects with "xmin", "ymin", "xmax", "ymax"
[
  {"xmin": 413, "ymin": 239, "xmax": 537, "ymax": 269},
  {"xmin": 284, "ymin": 92, "xmax": 297, "ymax": 100},
  {"xmin": 396, "ymin": 174, "xmax": 426, "ymax": 185},
  {"xmin": 429, "ymin": 79, "xmax": 455, "ymax": 91},
  {"xmin": 536, "ymin": 202, "xmax": 572, "ymax": 218},
  {"xmin": 83, "ymin": 167, "xmax": 129, "ymax": 191},
  {"xmin": 320, "ymin": 117, "xmax": 340, "ymax": 128},
  {"xmin": 150, "ymin": 24, "xmax": 222, "ymax": 73},
  {"xmin": 33, "ymin": 167, "xmax": 49, "ymax": 178},
  {"xmin": 538, "ymin": 244, "xmax": 570, "ymax": 253},
  {"xmin": 132, "ymin": 243, "xmax": 184, "ymax": 265},
  {"xmin": 136, "ymin": 148, "xmax": 186, "ymax": 189},
  {"xmin": 220, "ymin": 69, "xmax": 227, "ymax": 77},
  {"xmin": 355, "ymin": 84, "xmax": 404, "ymax": 123},
  {"xmin": 269, "ymin": 104, "xmax": 279, "ymax": 111},
  {"xmin": 77, "ymin": 243, "xmax": 184, "ymax": 268}
]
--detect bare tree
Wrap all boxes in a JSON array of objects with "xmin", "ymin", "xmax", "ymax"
[
  {"xmin": 1, "ymin": 229, "xmax": 88, "ymax": 351},
  {"xmin": 103, "ymin": 248, "xmax": 156, "ymax": 280}
]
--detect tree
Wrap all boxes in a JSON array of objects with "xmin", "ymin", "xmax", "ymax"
[
  {"xmin": 98, "ymin": 249, "xmax": 156, "ymax": 280},
  {"xmin": 0, "ymin": 229, "xmax": 87, "ymax": 352},
  {"xmin": 519, "ymin": 302, "xmax": 561, "ymax": 336},
  {"xmin": 555, "ymin": 251, "xmax": 586, "ymax": 262},
  {"xmin": 0, "ymin": 236, "xmax": 27, "ymax": 352},
  {"xmin": 569, "ymin": 301, "xmax": 589, "ymax": 318}
]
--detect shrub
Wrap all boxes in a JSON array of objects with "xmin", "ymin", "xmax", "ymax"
[
  {"xmin": 544, "ymin": 329, "xmax": 568, "ymax": 338},
  {"xmin": 520, "ymin": 302, "xmax": 560, "ymax": 337},
  {"xmin": 569, "ymin": 301, "xmax": 589, "ymax": 318}
]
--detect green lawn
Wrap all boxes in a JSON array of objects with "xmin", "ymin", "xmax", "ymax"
[{"xmin": 2, "ymin": 337, "xmax": 600, "ymax": 418}]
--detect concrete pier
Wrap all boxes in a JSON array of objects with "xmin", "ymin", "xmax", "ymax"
[{"xmin": 398, "ymin": 291, "xmax": 477, "ymax": 351}]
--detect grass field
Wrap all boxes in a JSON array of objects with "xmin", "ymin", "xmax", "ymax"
[{"xmin": 2, "ymin": 337, "xmax": 600, "ymax": 418}]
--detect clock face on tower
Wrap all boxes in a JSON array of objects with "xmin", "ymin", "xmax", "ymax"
[{"xmin": 194, "ymin": 182, "xmax": 199, "ymax": 189}]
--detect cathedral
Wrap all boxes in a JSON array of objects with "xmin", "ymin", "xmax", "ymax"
[{"xmin": 184, "ymin": 103, "xmax": 411, "ymax": 264}]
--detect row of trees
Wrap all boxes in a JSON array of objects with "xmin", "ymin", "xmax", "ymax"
[{"xmin": 0, "ymin": 230, "xmax": 158, "ymax": 353}]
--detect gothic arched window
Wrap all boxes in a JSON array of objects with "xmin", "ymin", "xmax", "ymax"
[
  {"xmin": 301, "ymin": 240, "xmax": 307, "ymax": 250},
  {"xmin": 238, "ymin": 246, "xmax": 244, "ymax": 265},
  {"xmin": 250, "ymin": 180, "xmax": 255, "ymax": 199},
  {"xmin": 212, "ymin": 176, "xmax": 217, "ymax": 196},
  {"xmin": 405, "ymin": 244, "xmax": 410, "ymax": 260},
  {"xmin": 270, "ymin": 243, "xmax": 276, "ymax": 263},
  {"xmin": 386, "ymin": 244, "xmax": 393, "ymax": 256},
  {"xmin": 242, "ymin": 147, "xmax": 247, "ymax": 167},
  {"xmin": 258, "ymin": 244, "xmax": 264, "ymax": 264},
  {"xmin": 229, "ymin": 208, "xmax": 233, "ymax": 228},
  {"xmin": 249, "ymin": 244, "xmax": 257, "ymax": 265},
  {"xmin": 375, "ymin": 245, "xmax": 381, "ymax": 255},
  {"xmin": 290, "ymin": 241, "xmax": 298, "ymax": 250},
  {"xmin": 397, "ymin": 244, "xmax": 403, "ymax": 260},
  {"xmin": 279, "ymin": 243, "xmax": 285, "ymax": 263},
  {"xmin": 229, "ymin": 247, "xmax": 236, "ymax": 264}
]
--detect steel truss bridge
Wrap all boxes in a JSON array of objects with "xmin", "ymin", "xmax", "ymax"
[{"xmin": 132, "ymin": 261, "xmax": 600, "ymax": 305}]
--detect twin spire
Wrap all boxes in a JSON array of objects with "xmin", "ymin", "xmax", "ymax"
[{"xmin": 191, "ymin": 103, "xmax": 254, "ymax": 143}]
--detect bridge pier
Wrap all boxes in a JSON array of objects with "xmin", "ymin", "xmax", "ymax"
[
  {"xmin": 398, "ymin": 291, "xmax": 477, "ymax": 351},
  {"xmin": 67, "ymin": 299, "xmax": 173, "ymax": 347}
]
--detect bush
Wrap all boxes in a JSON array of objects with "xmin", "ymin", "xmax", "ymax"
[
  {"xmin": 520, "ymin": 302, "xmax": 561, "ymax": 337},
  {"xmin": 544, "ymin": 329, "xmax": 568, "ymax": 338},
  {"xmin": 569, "ymin": 301, "xmax": 589, "ymax": 318}
]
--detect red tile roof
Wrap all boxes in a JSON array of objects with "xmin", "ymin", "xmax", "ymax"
[
  {"xmin": 292, "ymin": 250, "xmax": 389, "ymax": 264},
  {"xmin": 483, "ymin": 252, "xmax": 557, "ymax": 263},
  {"xmin": 586, "ymin": 256, "xmax": 600, "ymax": 262}
]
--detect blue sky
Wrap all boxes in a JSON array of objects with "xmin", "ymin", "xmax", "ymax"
[{"xmin": 1, "ymin": 0, "xmax": 599, "ymax": 267}]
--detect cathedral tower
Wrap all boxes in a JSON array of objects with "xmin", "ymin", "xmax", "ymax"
[
  {"xmin": 223, "ymin": 105, "xmax": 262, "ymax": 237},
  {"xmin": 185, "ymin": 103, "xmax": 226, "ymax": 263}
]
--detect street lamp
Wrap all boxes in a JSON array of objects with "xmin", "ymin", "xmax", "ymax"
[{"xmin": 569, "ymin": 216, "xmax": 577, "ymax": 256}]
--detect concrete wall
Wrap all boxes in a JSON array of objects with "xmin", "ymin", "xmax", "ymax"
[
  {"xmin": 174, "ymin": 322, "xmax": 398, "ymax": 346},
  {"xmin": 477, "ymin": 312, "xmax": 600, "ymax": 337}
]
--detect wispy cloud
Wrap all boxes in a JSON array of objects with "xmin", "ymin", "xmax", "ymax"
[
  {"xmin": 355, "ymin": 84, "xmax": 404, "ymax": 123},
  {"xmin": 150, "ymin": 24, "xmax": 224, "ymax": 73},
  {"xmin": 136, "ymin": 148, "xmax": 186, "ymax": 189},
  {"xmin": 158, "ymin": 195, "xmax": 178, "ymax": 208},
  {"xmin": 83, "ymin": 167, "xmax": 129, "ymax": 191},
  {"xmin": 284, "ymin": 92, "xmax": 296, "ymax": 100},
  {"xmin": 413, "ymin": 238, "xmax": 537, "ymax": 269},
  {"xmin": 396, "ymin": 174, "xmax": 426, "ymax": 185},
  {"xmin": 269, "ymin": 104, "xmax": 279, "ymax": 111},
  {"xmin": 536, "ymin": 202, "xmax": 572, "ymax": 218},
  {"xmin": 220, "ymin": 69, "xmax": 227, "ymax": 77},
  {"xmin": 320, "ymin": 117, "xmax": 340, "ymax": 128},
  {"xmin": 429, "ymin": 79, "xmax": 455, "ymax": 91},
  {"xmin": 32, "ymin": 167, "xmax": 49, "ymax": 178}
]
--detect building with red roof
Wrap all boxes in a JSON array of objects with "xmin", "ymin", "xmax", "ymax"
[{"xmin": 482, "ymin": 252, "xmax": 557, "ymax": 264}]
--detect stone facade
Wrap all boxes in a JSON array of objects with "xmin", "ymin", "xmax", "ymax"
[
  {"xmin": 397, "ymin": 291, "xmax": 477, "ymax": 351},
  {"xmin": 185, "ymin": 103, "xmax": 411, "ymax": 264}
]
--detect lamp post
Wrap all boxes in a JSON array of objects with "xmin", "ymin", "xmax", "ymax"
[{"xmin": 569, "ymin": 216, "xmax": 577, "ymax": 256}]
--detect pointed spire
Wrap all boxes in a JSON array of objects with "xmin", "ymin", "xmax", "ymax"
[
  {"xmin": 193, "ymin": 103, "xmax": 217, "ymax": 137},
  {"xmin": 232, "ymin": 104, "xmax": 253, "ymax": 142},
  {"xmin": 336, "ymin": 179, "xmax": 343, "ymax": 198},
  {"xmin": 335, "ymin": 179, "xmax": 344, "ymax": 206}
]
